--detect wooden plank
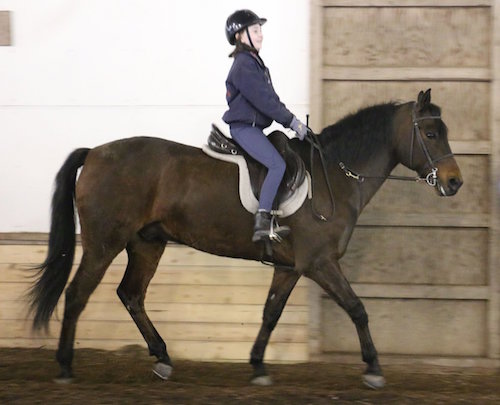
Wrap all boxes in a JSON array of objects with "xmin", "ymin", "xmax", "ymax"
[
  {"xmin": 2, "ymin": 262, "xmax": 308, "ymax": 288},
  {"xmin": 357, "ymin": 212, "xmax": 489, "ymax": 227},
  {"xmin": 346, "ymin": 284, "xmax": 489, "ymax": 300},
  {"xmin": 0, "ymin": 244, "xmax": 272, "ymax": 268},
  {"xmin": 450, "ymin": 141, "xmax": 491, "ymax": 155},
  {"xmin": 1, "ymin": 301, "xmax": 309, "ymax": 325},
  {"xmin": 322, "ymin": 1, "xmax": 493, "ymax": 7},
  {"xmin": 308, "ymin": 0, "xmax": 356, "ymax": 361},
  {"xmin": 307, "ymin": 282, "xmax": 323, "ymax": 356},
  {"xmin": 0, "ymin": 11, "xmax": 10, "ymax": 46},
  {"xmin": 321, "ymin": 297, "xmax": 487, "ymax": 356},
  {"xmin": 322, "ymin": 67, "xmax": 491, "ymax": 81},
  {"xmin": 488, "ymin": 0, "xmax": 500, "ymax": 359},
  {"xmin": 322, "ymin": 81, "xmax": 490, "ymax": 142},
  {"xmin": 1, "ymin": 319, "xmax": 309, "ymax": 343},
  {"xmin": 113, "ymin": 340, "xmax": 308, "ymax": 362},
  {"xmin": 0, "ymin": 282, "xmax": 309, "ymax": 306},
  {"xmin": 0, "ymin": 337, "xmax": 309, "ymax": 362},
  {"xmin": 310, "ymin": 0, "xmax": 324, "ymax": 132},
  {"xmin": 342, "ymin": 227, "xmax": 487, "ymax": 285},
  {"xmin": 0, "ymin": 233, "xmax": 50, "ymax": 243},
  {"xmin": 322, "ymin": 7, "xmax": 490, "ymax": 68},
  {"xmin": 312, "ymin": 352, "xmax": 500, "ymax": 368},
  {"xmin": 0, "ymin": 244, "xmax": 52, "ymax": 264}
]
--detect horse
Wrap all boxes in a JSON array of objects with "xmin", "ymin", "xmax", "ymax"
[{"xmin": 28, "ymin": 89, "xmax": 462, "ymax": 388}]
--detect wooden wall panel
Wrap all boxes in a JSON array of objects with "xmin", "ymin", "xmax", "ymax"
[
  {"xmin": 312, "ymin": 0, "xmax": 497, "ymax": 362},
  {"xmin": 0, "ymin": 300, "xmax": 307, "ymax": 325},
  {"xmin": 489, "ymin": 0, "xmax": 500, "ymax": 359},
  {"xmin": 2, "ymin": 282, "xmax": 308, "ymax": 306},
  {"xmin": 0, "ymin": 243, "xmax": 309, "ymax": 362},
  {"xmin": 0, "ymin": 244, "xmax": 291, "ymax": 270},
  {"xmin": 321, "ymin": 297, "xmax": 487, "ymax": 356},
  {"xmin": 2, "ymin": 319, "xmax": 309, "ymax": 343},
  {"xmin": 341, "ymin": 227, "xmax": 488, "ymax": 285},
  {"xmin": 323, "ymin": 7, "xmax": 490, "ymax": 68},
  {"xmin": 322, "ymin": 81, "xmax": 490, "ymax": 142},
  {"xmin": 0, "ymin": 11, "xmax": 10, "ymax": 46}
]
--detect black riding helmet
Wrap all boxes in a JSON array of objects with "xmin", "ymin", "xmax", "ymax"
[{"xmin": 225, "ymin": 9, "xmax": 267, "ymax": 45}]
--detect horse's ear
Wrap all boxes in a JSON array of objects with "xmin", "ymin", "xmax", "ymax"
[{"xmin": 416, "ymin": 88, "xmax": 432, "ymax": 111}]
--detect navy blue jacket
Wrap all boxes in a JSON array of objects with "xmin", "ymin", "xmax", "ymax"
[{"xmin": 222, "ymin": 51, "xmax": 294, "ymax": 129}]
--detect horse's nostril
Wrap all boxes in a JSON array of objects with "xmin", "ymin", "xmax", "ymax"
[{"xmin": 448, "ymin": 177, "xmax": 463, "ymax": 191}]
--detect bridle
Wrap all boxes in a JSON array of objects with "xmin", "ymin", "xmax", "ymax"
[
  {"xmin": 408, "ymin": 103, "xmax": 454, "ymax": 185},
  {"xmin": 338, "ymin": 102, "xmax": 454, "ymax": 187},
  {"xmin": 306, "ymin": 103, "xmax": 454, "ymax": 221}
]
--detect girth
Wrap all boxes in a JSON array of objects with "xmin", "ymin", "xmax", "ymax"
[{"xmin": 208, "ymin": 124, "xmax": 306, "ymax": 208}]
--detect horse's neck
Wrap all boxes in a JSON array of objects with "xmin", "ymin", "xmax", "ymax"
[
  {"xmin": 349, "ymin": 145, "xmax": 397, "ymax": 178},
  {"xmin": 354, "ymin": 103, "xmax": 412, "ymax": 209},
  {"xmin": 355, "ymin": 150, "xmax": 398, "ymax": 210}
]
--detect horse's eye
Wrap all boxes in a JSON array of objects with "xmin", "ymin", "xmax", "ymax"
[{"xmin": 426, "ymin": 132, "xmax": 437, "ymax": 139}]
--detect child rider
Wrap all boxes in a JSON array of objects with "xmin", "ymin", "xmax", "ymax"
[{"xmin": 223, "ymin": 9, "xmax": 308, "ymax": 243}]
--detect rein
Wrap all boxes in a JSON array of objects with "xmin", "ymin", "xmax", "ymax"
[
  {"xmin": 305, "ymin": 131, "xmax": 336, "ymax": 222},
  {"xmin": 338, "ymin": 162, "xmax": 438, "ymax": 186},
  {"xmin": 338, "ymin": 103, "xmax": 453, "ymax": 187}
]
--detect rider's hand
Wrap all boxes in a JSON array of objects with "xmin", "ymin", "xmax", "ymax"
[{"xmin": 290, "ymin": 116, "xmax": 308, "ymax": 141}]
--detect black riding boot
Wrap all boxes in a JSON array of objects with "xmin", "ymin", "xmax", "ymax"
[{"xmin": 252, "ymin": 210, "xmax": 290, "ymax": 243}]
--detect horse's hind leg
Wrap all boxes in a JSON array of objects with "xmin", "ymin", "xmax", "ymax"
[
  {"xmin": 56, "ymin": 250, "xmax": 117, "ymax": 382},
  {"xmin": 250, "ymin": 266, "xmax": 301, "ymax": 385},
  {"xmin": 116, "ymin": 235, "xmax": 172, "ymax": 380},
  {"xmin": 305, "ymin": 256, "xmax": 385, "ymax": 389}
]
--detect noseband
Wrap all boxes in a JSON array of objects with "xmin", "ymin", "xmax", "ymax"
[{"xmin": 409, "ymin": 102, "xmax": 454, "ymax": 186}]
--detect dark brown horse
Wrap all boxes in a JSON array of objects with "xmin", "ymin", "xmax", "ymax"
[{"xmin": 29, "ymin": 89, "xmax": 462, "ymax": 388}]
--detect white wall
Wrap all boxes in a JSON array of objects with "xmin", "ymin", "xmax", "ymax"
[{"xmin": 0, "ymin": 0, "xmax": 309, "ymax": 232}]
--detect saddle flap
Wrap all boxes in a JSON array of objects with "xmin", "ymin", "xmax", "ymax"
[{"xmin": 259, "ymin": 131, "xmax": 306, "ymax": 207}]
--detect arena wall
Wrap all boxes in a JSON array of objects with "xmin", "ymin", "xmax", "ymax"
[{"xmin": 309, "ymin": 0, "xmax": 500, "ymax": 364}]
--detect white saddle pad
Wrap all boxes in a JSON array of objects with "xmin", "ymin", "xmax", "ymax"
[{"xmin": 202, "ymin": 145, "xmax": 309, "ymax": 218}]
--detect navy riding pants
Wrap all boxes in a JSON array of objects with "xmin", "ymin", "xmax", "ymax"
[{"xmin": 230, "ymin": 125, "xmax": 286, "ymax": 212}]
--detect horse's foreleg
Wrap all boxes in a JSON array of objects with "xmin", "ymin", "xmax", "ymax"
[
  {"xmin": 305, "ymin": 258, "xmax": 385, "ymax": 389},
  {"xmin": 250, "ymin": 266, "xmax": 301, "ymax": 385},
  {"xmin": 117, "ymin": 237, "xmax": 172, "ymax": 380}
]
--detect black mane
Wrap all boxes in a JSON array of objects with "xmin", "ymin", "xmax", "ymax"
[{"xmin": 320, "ymin": 102, "xmax": 400, "ymax": 164}]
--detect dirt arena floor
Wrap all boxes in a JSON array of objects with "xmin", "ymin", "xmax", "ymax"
[{"xmin": 1, "ymin": 346, "xmax": 499, "ymax": 404}]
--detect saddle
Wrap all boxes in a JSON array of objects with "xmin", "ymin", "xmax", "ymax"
[{"xmin": 204, "ymin": 124, "xmax": 308, "ymax": 216}]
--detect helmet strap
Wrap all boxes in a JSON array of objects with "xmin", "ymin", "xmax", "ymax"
[{"xmin": 245, "ymin": 27, "xmax": 256, "ymax": 50}]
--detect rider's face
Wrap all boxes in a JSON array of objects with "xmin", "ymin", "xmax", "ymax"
[{"xmin": 237, "ymin": 24, "xmax": 263, "ymax": 51}]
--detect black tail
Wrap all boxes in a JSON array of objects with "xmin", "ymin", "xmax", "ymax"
[{"xmin": 28, "ymin": 148, "xmax": 90, "ymax": 330}]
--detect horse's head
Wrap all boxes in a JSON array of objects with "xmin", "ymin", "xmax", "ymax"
[{"xmin": 396, "ymin": 89, "xmax": 463, "ymax": 196}]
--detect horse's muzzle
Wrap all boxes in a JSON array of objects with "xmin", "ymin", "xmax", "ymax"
[{"xmin": 437, "ymin": 174, "xmax": 463, "ymax": 196}]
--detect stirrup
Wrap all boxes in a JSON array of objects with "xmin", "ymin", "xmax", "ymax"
[
  {"xmin": 252, "ymin": 215, "xmax": 290, "ymax": 243},
  {"xmin": 269, "ymin": 216, "xmax": 284, "ymax": 242}
]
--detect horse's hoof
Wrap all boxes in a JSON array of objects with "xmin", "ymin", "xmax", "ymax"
[
  {"xmin": 152, "ymin": 362, "xmax": 173, "ymax": 380},
  {"xmin": 363, "ymin": 374, "xmax": 386, "ymax": 389},
  {"xmin": 251, "ymin": 375, "xmax": 273, "ymax": 386},
  {"xmin": 53, "ymin": 370, "xmax": 74, "ymax": 384}
]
